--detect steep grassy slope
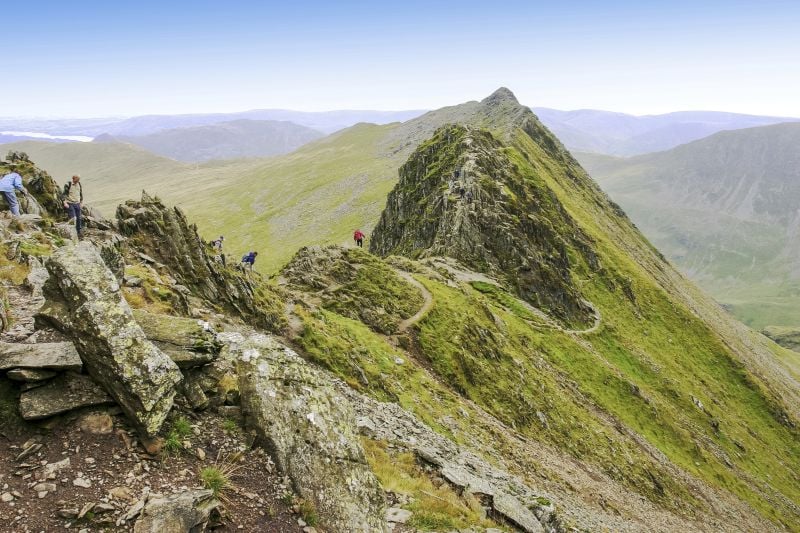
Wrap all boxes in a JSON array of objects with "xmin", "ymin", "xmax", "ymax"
[
  {"xmin": 578, "ymin": 122, "xmax": 800, "ymax": 329},
  {"xmin": 103, "ymin": 119, "xmax": 324, "ymax": 162},
  {"xmin": 280, "ymin": 97, "xmax": 800, "ymax": 530}
]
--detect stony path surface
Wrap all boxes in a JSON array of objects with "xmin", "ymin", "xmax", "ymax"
[{"xmin": 394, "ymin": 270, "xmax": 434, "ymax": 332}]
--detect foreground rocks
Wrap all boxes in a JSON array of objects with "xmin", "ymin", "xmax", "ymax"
[
  {"xmin": 19, "ymin": 372, "xmax": 113, "ymax": 419},
  {"xmin": 232, "ymin": 332, "xmax": 386, "ymax": 532},
  {"xmin": 0, "ymin": 341, "xmax": 81, "ymax": 371},
  {"xmin": 133, "ymin": 489, "xmax": 220, "ymax": 533},
  {"xmin": 37, "ymin": 241, "xmax": 182, "ymax": 437}
]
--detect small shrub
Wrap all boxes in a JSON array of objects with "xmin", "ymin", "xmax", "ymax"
[
  {"xmin": 200, "ymin": 466, "xmax": 230, "ymax": 498},
  {"xmin": 297, "ymin": 499, "xmax": 319, "ymax": 526}
]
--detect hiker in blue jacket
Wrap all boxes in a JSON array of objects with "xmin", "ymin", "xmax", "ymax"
[
  {"xmin": 241, "ymin": 251, "xmax": 258, "ymax": 271},
  {"xmin": 0, "ymin": 170, "xmax": 27, "ymax": 216}
]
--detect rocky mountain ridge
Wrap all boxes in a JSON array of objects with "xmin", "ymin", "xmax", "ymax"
[{"xmin": 1, "ymin": 87, "xmax": 799, "ymax": 533}]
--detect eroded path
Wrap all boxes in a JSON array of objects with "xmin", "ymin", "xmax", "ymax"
[{"xmin": 394, "ymin": 270, "xmax": 434, "ymax": 332}]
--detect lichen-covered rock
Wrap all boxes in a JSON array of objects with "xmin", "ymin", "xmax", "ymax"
[
  {"xmin": 116, "ymin": 193, "xmax": 285, "ymax": 332},
  {"xmin": 132, "ymin": 309, "xmax": 220, "ymax": 368},
  {"xmin": 232, "ymin": 332, "xmax": 386, "ymax": 532},
  {"xmin": 133, "ymin": 489, "xmax": 219, "ymax": 533},
  {"xmin": 19, "ymin": 372, "xmax": 113, "ymax": 420},
  {"xmin": 38, "ymin": 241, "xmax": 182, "ymax": 437},
  {"xmin": 0, "ymin": 341, "xmax": 82, "ymax": 371}
]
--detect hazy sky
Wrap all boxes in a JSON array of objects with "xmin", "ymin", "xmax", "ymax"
[{"xmin": 4, "ymin": 0, "xmax": 799, "ymax": 117}]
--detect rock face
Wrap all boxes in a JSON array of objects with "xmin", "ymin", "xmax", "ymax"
[
  {"xmin": 338, "ymin": 384, "xmax": 552, "ymax": 533},
  {"xmin": 38, "ymin": 241, "xmax": 182, "ymax": 437},
  {"xmin": 763, "ymin": 326, "xmax": 800, "ymax": 352},
  {"xmin": 0, "ymin": 156, "xmax": 63, "ymax": 218},
  {"xmin": 133, "ymin": 489, "xmax": 219, "ymax": 533},
  {"xmin": 0, "ymin": 341, "xmax": 82, "ymax": 371},
  {"xmin": 19, "ymin": 372, "xmax": 113, "ymax": 420},
  {"xmin": 232, "ymin": 332, "xmax": 386, "ymax": 532},
  {"xmin": 116, "ymin": 193, "xmax": 285, "ymax": 332},
  {"xmin": 370, "ymin": 123, "xmax": 598, "ymax": 327},
  {"xmin": 132, "ymin": 309, "xmax": 220, "ymax": 368}
]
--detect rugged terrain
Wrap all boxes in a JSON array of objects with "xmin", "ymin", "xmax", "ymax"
[{"xmin": 0, "ymin": 89, "xmax": 799, "ymax": 532}]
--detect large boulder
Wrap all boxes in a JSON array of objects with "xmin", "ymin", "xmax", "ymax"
[
  {"xmin": 133, "ymin": 489, "xmax": 219, "ymax": 533},
  {"xmin": 232, "ymin": 333, "xmax": 386, "ymax": 532},
  {"xmin": 132, "ymin": 309, "xmax": 220, "ymax": 369},
  {"xmin": 37, "ymin": 241, "xmax": 182, "ymax": 437}
]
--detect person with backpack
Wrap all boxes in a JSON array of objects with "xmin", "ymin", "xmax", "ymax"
[
  {"xmin": 62, "ymin": 175, "xmax": 83, "ymax": 237},
  {"xmin": 353, "ymin": 229, "xmax": 365, "ymax": 248},
  {"xmin": 0, "ymin": 170, "xmax": 27, "ymax": 216},
  {"xmin": 211, "ymin": 236, "xmax": 225, "ymax": 266},
  {"xmin": 240, "ymin": 251, "xmax": 258, "ymax": 271}
]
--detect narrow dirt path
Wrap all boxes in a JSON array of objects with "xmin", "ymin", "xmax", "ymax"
[{"xmin": 395, "ymin": 270, "xmax": 434, "ymax": 332}]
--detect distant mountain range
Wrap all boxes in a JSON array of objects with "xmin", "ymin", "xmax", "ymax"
[
  {"xmin": 2, "ymin": 107, "xmax": 798, "ymax": 159},
  {"xmin": 533, "ymin": 108, "xmax": 799, "ymax": 155},
  {"xmin": 96, "ymin": 119, "xmax": 325, "ymax": 162},
  {"xmin": 578, "ymin": 122, "xmax": 800, "ymax": 328}
]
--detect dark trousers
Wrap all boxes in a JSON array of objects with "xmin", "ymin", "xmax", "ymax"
[
  {"xmin": 68, "ymin": 202, "xmax": 82, "ymax": 234},
  {"xmin": 356, "ymin": 238, "xmax": 363, "ymax": 247}
]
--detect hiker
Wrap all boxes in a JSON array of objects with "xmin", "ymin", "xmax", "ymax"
[
  {"xmin": 211, "ymin": 236, "xmax": 225, "ymax": 266},
  {"xmin": 454, "ymin": 169, "xmax": 460, "ymax": 179},
  {"xmin": 459, "ymin": 186, "xmax": 465, "ymax": 199},
  {"xmin": 241, "ymin": 251, "xmax": 258, "ymax": 271},
  {"xmin": 0, "ymin": 170, "xmax": 27, "ymax": 216},
  {"xmin": 353, "ymin": 229, "xmax": 365, "ymax": 248},
  {"xmin": 466, "ymin": 190, "xmax": 473, "ymax": 203},
  {"xmin": 63, "ymin": 175, "xmax": 83, "ymax": 237}
]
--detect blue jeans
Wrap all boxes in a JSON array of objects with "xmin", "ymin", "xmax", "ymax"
[
  {"xmin": 2, "ymin": 190, "xmax": 19, "ymax": 216},
  {"xmin": 68, "ymin": 202, "xmax": 82, "ymax": 234}
]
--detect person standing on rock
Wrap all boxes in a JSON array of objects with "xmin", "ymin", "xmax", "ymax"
[
  {"xmin": 241, "ymin": 251, "xmax": 258, "ymax": 271},
  {"xmin": 0, "ymin": 170, "xmax": 27, "ymax": 216},
  {"xmin": 211, "ymin": 236, "xmax": 226, "ymax": 266},
  {"xmin": 353, "ymin": 229, "xmax": 365, "ymax": 248},
  {"xmin": 62, "ymin": 175, "xmax": 83, "ymax": 238}
]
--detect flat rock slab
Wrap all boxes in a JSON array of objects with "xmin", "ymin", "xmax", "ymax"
[
  {"xmin": 0, "ymin": 341, "xmax": 82, "ymax": 371},
  {"xmin": 42, "ymin": 242, "xmax": 182, "ymax": 437},
  {"xmin": 19, "ymin": 372, "xmax": 113, "ymax": 420},
  {"xmin": 233, "ymin": 332, "xmax": 386, "ymax": 532},
  {"xmin": 133, "ymin": 489, "xmax": 219, "ymax": 533},
  {"xmin": 132, "ymin": 309, "xmax": 219, "ymax": 369},
  {"xmin": 6, "ymin": 368, "xmax": 57, "ymax": 382}
]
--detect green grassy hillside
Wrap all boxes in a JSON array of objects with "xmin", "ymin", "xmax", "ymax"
[{"xmin": 577, "ymin": 122, "xmax": 800, "ymax": 330}]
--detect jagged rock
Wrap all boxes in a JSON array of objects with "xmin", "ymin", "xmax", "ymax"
[
  {"xmin": 38, "ymin": 241, "xmax": 182, "ymax": 437},
  {"xmin": 54, "ymin": 222, "xmax": 78, "ymax": 241},
  {"xmin": 370, "ymin": 123, "xmax": 597, "ymax": 327},
  {"xmin": 19, "ymin": 372, "xmax": 113, "ymax": 420},
  {"xmin": 338, "ymin": 384, "xmax": 554, "ymax": 533},
  {"xmin": 5, "ymin": 368, "xmax": 57, "ymax": 382},
  {"xmin": 386, "ymin": 507, "xmax": 412, "ymax": 524},
  {"xmin": 233, "ymin": 332, "xmax": 386, "ymax": 532},
  {"xmin": 132, "ymin": 309, "xmax": 220, "ymax": 368},
  {"xmin": 95, "ymin": 233, "xmax": 126, "ymax": 282},
  {"xmin": 132, "ymin": 489, "xmax": 219, "ymax": 533},
  {"xmin": 0, "ymin": 341, "xmax": 82, "ymax": 371},
  {"xmin": 25, "ymin": 256, "xmax": 49, "ymax": 297},
  {"xmin": 116, "ymin": 194, "xmax": 285, "ymax": 332}
]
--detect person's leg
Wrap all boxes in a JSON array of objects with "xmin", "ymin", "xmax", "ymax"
[
  {"xmin": 74, "ymin": 204, "xmax": 83, "ymax": 235},
  {"xmin": 3, "ymin": 191, "xmax": 19, "ymax": 216}
]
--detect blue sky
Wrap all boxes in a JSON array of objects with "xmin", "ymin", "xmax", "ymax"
[{"xmin": 3, "ymin": 0, "xmax": 799, "ymax": 117}]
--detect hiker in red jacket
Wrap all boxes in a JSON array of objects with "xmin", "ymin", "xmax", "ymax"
[{"xmin": 353, "ymin": 229, "xmax": 365, "ymax": 248}]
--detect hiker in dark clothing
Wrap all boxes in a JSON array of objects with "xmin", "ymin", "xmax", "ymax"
[
  {"xmin": 353, "ymin": 229, "xmax": 365, "ymax": 248},
  {"xmin": 241, "ymin": 251, "xmax": 258, "ymax": 271},
  {"xmin": 459, "ymin": 186, "xmax": 465, "ymax": 199},
  {"xmin": 63, "ymin": 175, "xmax": 83, "ymax": 237},
  {"xmin": 454, "ymin": 169, "xmax": 460, "ymax": 179},
  {"xmin": 466, "ymin": 190, "xmax": 473, "ymax": 203}
]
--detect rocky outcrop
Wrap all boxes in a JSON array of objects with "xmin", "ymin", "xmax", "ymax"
[
  {"xmin": 132, "ymin": 309, "xmax": 220, "ymax": 368},
  {"xmin": 116, "ymin": 193, "xmax": 285, "ymax": 332},
  {"xmin": 0, "ymin": 341, "xmax": 82, "ymax": 371},
  {"xmin": 37, "ymin": 241, "xmax": 182, "ymax": 437},
  {"xmin": 133, "ymin": 489, "xmax": 219, "ymax": 533},
  {"xmin": 370, "ymin": 124, "xmax": 598, "ymax": 327},
  {"xmin": 337, "ymin": 383, "xmax": 556, "ymax": 533},
  {"xmin": 232, "ymin": 332, "xmax": 386, "ymax": 532},
  {"xmin": 19, "ymin": 372, "xmax": 113, "ymax": 420},
  {"xmin": 763, "ymin": 326, "xmax": 800, "ymax": 353},
  {"xmin": 0, "ymin": 155, "xmax": 63, "ymax": 218}
]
